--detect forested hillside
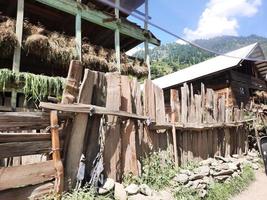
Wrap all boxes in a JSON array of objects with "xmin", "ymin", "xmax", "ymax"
[{"xmin": 134, "ymin": 35, "xmax": 267, "ymax": 79}]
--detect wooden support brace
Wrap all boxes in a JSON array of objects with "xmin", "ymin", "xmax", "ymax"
[{"xmin": 50, "ymin": 111, "xmax": 64, "ymax": 196}]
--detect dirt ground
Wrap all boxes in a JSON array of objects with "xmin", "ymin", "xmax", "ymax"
[{"xmin": 232, "ymin": 169, "xmax": 267, "ymax": 200}]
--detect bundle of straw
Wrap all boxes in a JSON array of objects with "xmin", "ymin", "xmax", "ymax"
[
  {"xmin": 0, "ymin": 19, "xmax": 18, "ymax": 58},
  {"xmin": 48, "ymin": 33, "xmax": 77, "ymax": 66},
  {"xmin": 25, "ymin": 34, "xmax": 49, "ymax": 59}
]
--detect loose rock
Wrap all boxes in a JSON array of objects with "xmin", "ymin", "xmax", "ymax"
[
  {"xmin": 174, "ymin": 174, "xmax": 189, "ymax": 184},
  {"xmin": 125, "ymin": 184, "xmax": 140, "ymax": 195},
  {"xmin": 140, "ymin": 184, "xmax": 153, "ymax": 196},
  {"xmin": 114, "ymin": 182, "xmax": 127, "ymax": 200},
  {"xmin": 98, "ymin": 178, "xmax": 115, "ymax": 194}
]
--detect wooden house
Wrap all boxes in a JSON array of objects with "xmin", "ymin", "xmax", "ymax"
[
  {"xmin": 0, "ymin": 0, "xmax": 160, "ymax": 111},
  {"xmin": 153, "ymin": 43, "xmax": 267, "ymax": 108}
]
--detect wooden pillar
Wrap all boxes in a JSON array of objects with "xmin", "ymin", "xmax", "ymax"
[
  {"xmin": 75, "ymin": 0, "xmax": 82, "ymax": 61},
  {"xmin": 11, "ymin": 0, "xmax": 24, "ymax": 110},
  {"xmin": 115, "ymin": 0, "xmax": 121, "ymax": 73},
  {"xmin": 144, "ymin": 0, "xmax": 151, "ymax": 79}
]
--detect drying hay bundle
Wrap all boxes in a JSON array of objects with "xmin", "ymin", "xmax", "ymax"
[
  {"xmin": 25, "ymin": 34, "xmax": 50, "ymax": 59},
  {"xmin": 130, "ymin": 59, "xmax": 148, "ymax": 78},
  {"xmin": 0, "ymin": 15, "xmax": 149, "ymax": 78},
  {"xmin": 82, "ymin": 43, "xmax": 99, "ymax": 70},
  {"xmin": 107, "ymin": 49, "xmax": 117, "ymax": 72},
  {"xmin": 23, "ymin": 20, "xmax": 45, "ymax": 36},
  {"xmin": 95, "ymin": 46, "xmax": 109, "ymax": 72},
  {"xmin": 48, "ymin": 33, "xmax": 77, "ymax": 66},
  {"xmin": 0, "ymin": 19, "xmax": 18, "ymax": 58}
]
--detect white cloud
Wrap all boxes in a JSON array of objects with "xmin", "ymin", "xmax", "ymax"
[{"xmin": 184, "ymin": 0, "xmax": 262, "ymax": 40}]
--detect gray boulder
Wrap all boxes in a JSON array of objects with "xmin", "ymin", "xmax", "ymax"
[{"xmin": 98, "ymin": 178, "xmax": 115, "ymax": 194}]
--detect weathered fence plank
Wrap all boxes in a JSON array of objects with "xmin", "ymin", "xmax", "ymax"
[
  {"xmin": 0, "ymin": 161, "xmax": 56, "ymax": 191},
  {"xmin": 103, "ymin": 73, "xmax": 122, "ymax": 181}
]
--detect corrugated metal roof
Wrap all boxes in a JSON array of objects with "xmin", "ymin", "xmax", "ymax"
[{"xmin": 153, "ymin": 43, "xmax": 263, "ymax": 89}]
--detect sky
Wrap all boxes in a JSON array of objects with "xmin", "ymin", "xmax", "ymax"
[{"xmin": 126, "ymin": 0, "xmax": 267, "ymax": 45}]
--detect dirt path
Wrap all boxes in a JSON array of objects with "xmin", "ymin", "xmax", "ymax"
[{"xmin": 232, "ymin": 169, "xmax": 267, "ymax": 200}]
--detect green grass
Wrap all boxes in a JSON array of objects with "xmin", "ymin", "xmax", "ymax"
[
  {"xmin": 123, "ymin": 150, "xmax": 176, "ymax": 190},
  {"xmin": 44, "ymin": 186, "xmax": 113, "ymax": 200},
  {"xmin": 206, "ymin": 165, "xmax": 255, "ymax": 200}
]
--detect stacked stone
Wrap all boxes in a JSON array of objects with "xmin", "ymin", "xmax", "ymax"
[{"xmin": 173, "ymin": 150, "xmax": 260, "ymax": 198}]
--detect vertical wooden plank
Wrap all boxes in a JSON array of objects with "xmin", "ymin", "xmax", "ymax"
[
  {"xmin": 195, "ymin": 95, "xmax": 202, "ymax": 124},
  {"xmin": 187, "ymin": 132, "xmax": 193, "ymax": 161},
  {"xmin": 84, "ymin": 72, "xmax": 107, "ymax": 183},
  {"xmin": 190, "ymin": 84, "xmax": 195, "ymax": 123},
  {"xmin": 224, "ymin": 128, "xmax": 231, "ymax": 156},
  {"xmin": 61, "ymin": 60, "xmax": 83, "ymax": 104},
  {"xmin": 103, "ymin": 73, "xmax": 121, "ymax": 180},
  {"xmin": 181, "ymin": 87, "xmax": 187, "ymax": 124},
  {"xmin": 218, "ymin": 96, "xmax": 225, "ymax": 123},
  {"xmin": 192, "ymin": 132, "xmax": 199, "ymax": 161},
  {"xmin": 131, "ymin": 78, "xmax": 143, "ymax": 165},
  {"xmin": 155, "ymin": 86, "xmax": 166, "ymax": 124},
  {"xmin": 121, "ymin": 76, "xmax": 138, "ymax": 176},
  {"xmin": 206, "ymin": 89, "xmax": 213, "ymax": 122},
  {"xmin": 201, "ymin": 83, "xmax": 205, "ymax": 123},
  {"xmin": 207, "ymin": 130, "xmax": 213, "ymax": 158},
  {"xmin": 143, "ymin": 80, "xmax": 156, "ymax": 152},
  {"xmin": 212, "ymin": 129, "xmax": 219, "ymax": 156},
  {"xmin": 213, "ymin": 92, "xmax": 218, "ymax": 122},
  {"xmin": 170, "ymin": 89, "xmax": 179, "ymax": 167},
  {"xmin": 183, "ymin": 131, "xmax": 188, "ymax": 164},
  {"xmin": 11, "ymin": 0, "xmax": 24, "ymax": 110},
  {"xmin": 65, "ymin": 69, "xmax": 95, "ymax": 188},
  {"xmin": 202, "ymin": 131, "xmax": 208, "ymax": 159},
  {"xmin": 197, "ymin": 131, "xmax": 202, "ymax": 160}
]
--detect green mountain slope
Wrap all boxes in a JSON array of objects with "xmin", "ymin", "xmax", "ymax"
[{"xmin": 134, "ymin": 35, "xmax": 267, "ymax": 79}]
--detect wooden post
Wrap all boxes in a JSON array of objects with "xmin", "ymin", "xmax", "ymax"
[
  {"xmin": 11, "ymin": 0, "xmax": 24, "ymax": 110},
  {"xmin": 64, "ymin": 69, "xmax": 95, "ymax": 188},
  {"xmin": 144, "ymin": 0, "xmax": 151, "ymax": 79},
  {"xmin": 75, "ymin": 0, "xmax": 82, "ymax": 61},
  {"xmin": 170, "ymin": 89, "xmax": 179, "ymax": 167},
  {"xmin": 115, "ymin": 0, "xmax": 121, "ymax": 73},
  {"xmin": 50, "ymin": 111, "xmax": 64, "ymax": 196},
  {"xmin": 61, "ymin": 60, "xmax": 83, "ymax": 104}
]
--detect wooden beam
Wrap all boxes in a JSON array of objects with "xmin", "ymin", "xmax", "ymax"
[
  {"xmin": 0, "ymin": 161, "xmax": 56, "ymax": 191},
  {"xmin": 0, "ymin": 112, "xmax": 70, "ymax": 131},
  {"xmin": 39, "ymin": 102, "xmax": 148, "ymax": 120},
  {"xmin": 34, "ymin": 0, "xmax": 160, "ymax": 46},
  {"xmin": 0, "ymin": 141, "xmax": 51, "ymax": 159},
  {"xmin": 0, "ymin": 182, "xmax": 54, "ymax": 200},
  {"xmin": 11, "ymin": 0, "xmax": 24, "ymax": 110},
  {"xmin": 0, "ymin": 133, "xmax": 51, "ymax": 143}
]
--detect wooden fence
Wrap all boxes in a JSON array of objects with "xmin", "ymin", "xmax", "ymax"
[
  {"xmin": 0, "ymin": 111, "xmax": 69, "ymax": 199},
  {"xmin": 0, "ymin": 60, "xmax": 251, "ymax": 198}
]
